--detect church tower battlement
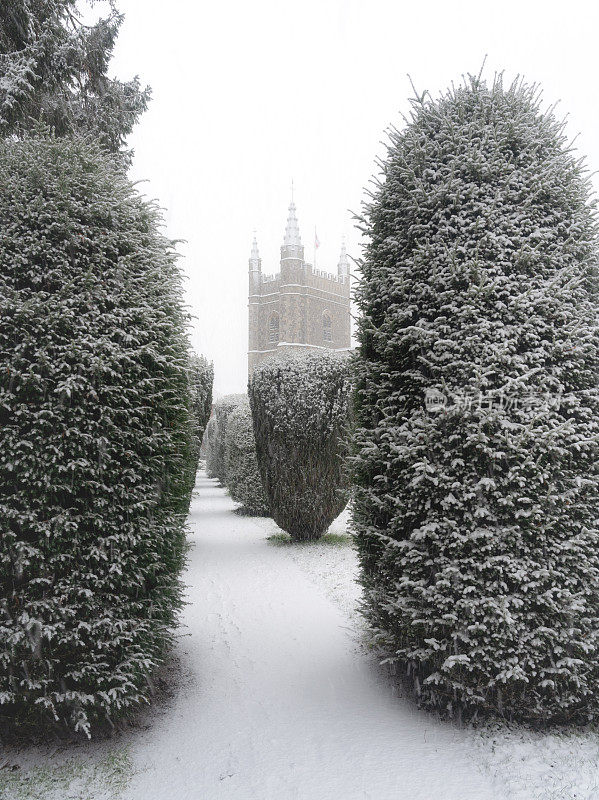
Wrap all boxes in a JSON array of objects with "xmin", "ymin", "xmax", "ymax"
[{"xmin": 248, "ymin": 195, "xmax": 351, "ymax": 373}]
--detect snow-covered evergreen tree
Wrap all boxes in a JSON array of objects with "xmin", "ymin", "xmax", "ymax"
[
  {"xmin": 208, "ymin": 394, "xmax": 245, "ymax": 485},
  {"xmin": 224, "ymin": 400, "xmax": 269, "ymax": 516},
  {"xmin": 249, "ymin": 351, "xmax": 351, "ymax": 542},
  {"xmin": 0, "ymin": 1, "xmax": 149, "ymax": 160},
  {"xmin": 188, "ymin": 353, "xmax": 213, "ymax": 472},
  {"xmin": 352, "ymin": 74, "xmax": 599, "ymax": 724},
  {"xmin": 0, "ymin": 132, "xmax": 192, "ymax": 736},
  {"xmin": 204, "ymin": 415, "xmax": 219, "ymax": 479}
]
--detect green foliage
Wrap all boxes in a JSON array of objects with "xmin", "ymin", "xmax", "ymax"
[
  {"xmin": 249, "ymin": 351, "xmax": 351, "ymax": 542},
  {"xmin": 224, "ymin": 400, "xmax": 269, "ymax": 516},
  {"xmin": 353, "ymin": 74, "xmax": 599, "ymax": 724},
  {"xmin": 206, "ymin": 394, "xmax": 245, "ymax": 484},
  {"xmin": 204, "ymin": 414, "xmax": 218, "ymax": 478},
  {"xmin": 0, "ymin": 133, "xmax": 192, "ymax": 736},
  {"xmin": 0, "ymin": 1, "xmax": 150, "ymax": 160}
]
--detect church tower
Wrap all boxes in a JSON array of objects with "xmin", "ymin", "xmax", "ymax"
[{"xmin": 248, "ymin": 194, "xmax": 351, "ymax": 374}]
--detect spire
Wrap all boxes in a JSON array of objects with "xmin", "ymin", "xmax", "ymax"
[
  {"xmin": 249, "ymin": 231, "xmax": 261, "ymax": 289},
  {"xmin": 250, "ymin": 231, "xmax": 260, "ymax": 262},
  {"xmin": 337, "ymin": 236, "xmax": 349, "ymax": 278},
  {"xmin": 283, "ymin": 191, "xmax": 302, "ymax": 248}
]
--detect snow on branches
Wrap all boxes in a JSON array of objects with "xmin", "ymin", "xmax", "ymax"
[
  {"xmin": 0, "ymin": 1, "xmax": 150, "ymax": 160},
  {"xmin": 249, "ymin": 350, "xmax": 352, "ymax": 541},
  {"xmin": 352, "ymin": 74, "xmax": 599, "ymax": 724},
  {"xmin": 224, "ymin": 400, "xmax": 270, "ymax": 516},
  {"xmin": 0, "ymin": 133, "xmax": 192, "ymax": 736},
  {"xmin": 205, "ymin": 394, "xmax": 246, "ymax": 485}
]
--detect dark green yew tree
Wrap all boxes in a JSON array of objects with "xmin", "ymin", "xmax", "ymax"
[
  {"xmin": 250, "ymin": 351, "xmax": 351, "ymax": 542},
  {"xmin": 224, "ymin": 400, "xmax": 269, "ymax": 516},
  {"xmin": 353, "ymin": 74, "xmax": 599, "ymax": 724},
  {"xmin": 206, "ymin": 394, "xmax": 245, "ymax": 485},
  {"xmin": 0, "ymin": 133, "xmax": 192, "ymax": 736}
]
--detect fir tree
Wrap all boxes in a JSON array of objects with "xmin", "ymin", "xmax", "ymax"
[
  {"xmin": 0, "ymin": 1, "xmax": 149, "ymax": 160},
  {"xmin": 249, "ymin": 351, "xmax": 351, "ymax": 542},
  {"xmin": 353, "ymin": 74, "xmax": 599, "ymax": 724},
  {"xmin": 0, "ymin": 132, "xmax": 192, "ymax": 736}
]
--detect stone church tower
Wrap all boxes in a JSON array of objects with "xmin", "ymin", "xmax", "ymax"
[{"xmin": 248, "ymin": 197, "xmax": 351, "ymax": 373}]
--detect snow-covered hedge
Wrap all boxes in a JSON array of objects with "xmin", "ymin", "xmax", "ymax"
[
  {"xmin": 204, "ymin": 415, "xmax": 219, "ymax": 477},
  {"xmin": 352, "ymin": 75, "xmax": 599, "ymax": 724},
  {"xmin": 249, "ymin": 351, "xmax": 351, "ymax": 541},
  {"xmin": 188, "ymin": 353, "xmax": 214, "ymax": 472},
  {"xmin": 224, "ymin": 400, "xmax": 269, "ymax": 516},
  {"xmin": 206, "ymin": 394, "xmax": 245, "ymax": 484},
  {"xmin": 0, "ymin": 134, "xmax": 193, "ymax": 737}
]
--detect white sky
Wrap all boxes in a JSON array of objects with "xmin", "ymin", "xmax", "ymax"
[{"xmin": 105, "ymin": 0, "xmax": 599, "ymax": 395}]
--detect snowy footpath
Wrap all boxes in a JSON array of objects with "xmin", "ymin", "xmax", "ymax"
[
  {"xmin": 119, "ymin": 473, "xmax": 495, "ymax": 800},
  {"xmin": 3, "ymin": 472, "xmax": 599, "ymax": 800}
]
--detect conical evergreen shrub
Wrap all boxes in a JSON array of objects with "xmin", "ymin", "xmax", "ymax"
[
  {"xmin": 353, "ymin": 74, "xmax": 599, "ymax": 724},
  {"xmin": 249, "ymin": 351, "xmax": 351, "ymax": 542},
  {"xmin": 0, "ymin": 133, "xmax": 192, "ymax": 736},
  {"xmin": 224, "ymin": 400, "xmax": 269, "ymax": 516}
]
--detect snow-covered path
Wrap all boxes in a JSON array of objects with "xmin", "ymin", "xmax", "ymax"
[{"xmin": 122, "ymin": 473, "xmax": 496, "ymax": 800}]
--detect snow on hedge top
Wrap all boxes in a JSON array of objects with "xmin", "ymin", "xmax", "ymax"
[
  {"xmin": 357, "ymin": 73, "xmax": 599, "ymax": 415},
  {"xmin": 214, "ymin": 393, "xmax": 246, "ymax": 418},
  {"xmin": 250, "ymin": 350, "xmax": 351, "ymax": 440}
]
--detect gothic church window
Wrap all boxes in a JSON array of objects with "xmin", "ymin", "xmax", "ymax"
[
  {"xmin": 323, "ymin": 312, "xmax": 332, "ymax": 342},
  {"xmin": 269, "ymin": 313, "xmax": 279, "ymax": 343}
]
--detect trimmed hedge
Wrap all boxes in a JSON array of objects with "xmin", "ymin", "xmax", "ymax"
[
  {"xmin": 0, "ymin": 134, "xmax": 192, "ymax": 737},
  {"xmin": 352, "ymin": 74, "xmax": 599, "ymax": 724},
  {"xmin": 224, "ymin": 400, "xmax": 269, "ymax": 516},
  {"xmin": 207, "ymin": 394, "xmax": 245, "ymax": 484},
  {"xmin": 249, "ymin": 351, "xmax": 351, "ymax": 541},
  {"xmin": 204, "ymin": 415, "xmax": 219, "ymax": 478}
]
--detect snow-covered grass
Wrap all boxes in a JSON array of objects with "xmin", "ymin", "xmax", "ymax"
[
  {"xmin": 0, "ymin": 745, "xmax": 131, "ymax": 800},
  {"xmin": 256, "ymin": 507, "xmax": 361, "ymax": 622},
  {"xmin": 473, "ymin": 723, "xmax": 599, "ymax": 800}
]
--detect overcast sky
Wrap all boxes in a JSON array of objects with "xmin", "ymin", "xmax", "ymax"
[{"xmin": 106, "ymin": 0, "xmax": 599, "ymax": 396}]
